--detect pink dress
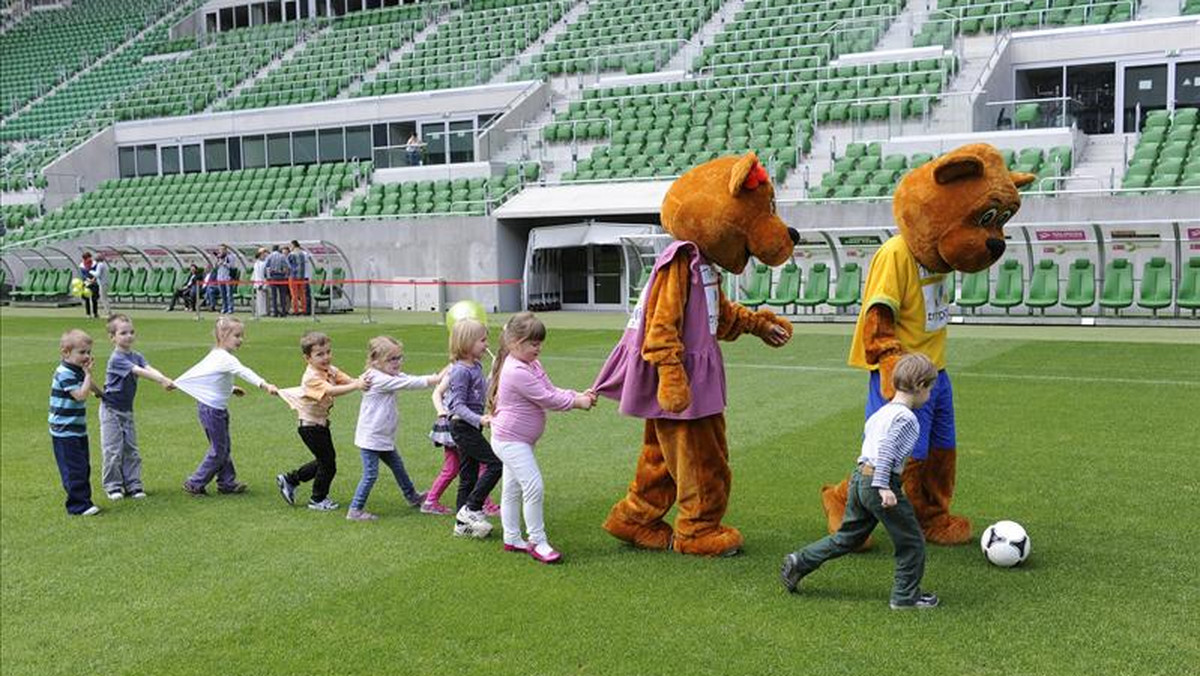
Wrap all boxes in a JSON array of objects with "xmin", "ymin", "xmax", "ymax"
[{"xmin": 592, "ymin": 240, "xmax": 726, "ymax": 420}]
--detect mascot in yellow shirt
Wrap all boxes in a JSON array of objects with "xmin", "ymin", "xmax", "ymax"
[{"xmin": 821, "ymin": 143, "xmax": 1035, "ymax": 545}]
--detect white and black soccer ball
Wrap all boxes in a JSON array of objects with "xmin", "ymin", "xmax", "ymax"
[{"xmin": 980, "ymin": 520, "xmax": 1030, "ymax": 567}]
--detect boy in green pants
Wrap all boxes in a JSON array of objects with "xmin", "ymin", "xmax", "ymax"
[{"xmin": 781, "ymin": 353, "xmax": 940, "ymax": 609}]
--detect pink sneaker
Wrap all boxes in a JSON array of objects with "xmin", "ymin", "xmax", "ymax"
[
  {"xmin": 529, "ymin": 542, "xmax": 562, "ymax": 564},
  {"xmin": 483, "ymin": 502, "xmax": 501, "ymax": 517},
  {"xmin": 503, "ymin": 540, "xmax": 530, "ymax": 553},
  {"xmin": 420, "ymin": 501, "xmax": 453, "ymax": 515},
  {"xmin": 346, "ymin": 508, "xmax": 378, "ymax": 521}
]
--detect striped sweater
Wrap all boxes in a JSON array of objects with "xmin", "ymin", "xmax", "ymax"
[
  {"xmin": 857, "ymin": 402, "xmax": 921, "ymax": 489},
  {"xmin": 49, "ymin": 361, "xmax": 88, "ymax": 438}
]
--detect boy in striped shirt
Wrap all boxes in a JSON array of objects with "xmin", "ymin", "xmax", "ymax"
[
  {"xmin": 781, "ymin": 353, "xmax": 940, "ymax": 609},
  {"xmin": 49, "ymin": 329, "xmax": 104, "ymax": 516}
]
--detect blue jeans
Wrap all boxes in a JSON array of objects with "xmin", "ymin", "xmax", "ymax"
[
  {"xmin": 351, "ymin": 448, "xmax": 420, "ymax": 510},
  {"xmin": 52, "ymin": 435, "xmax": 94, "ymax": 514},
  {"xmin": 220, "ymin": 283, "xmax": 234, "ymax": 314}
]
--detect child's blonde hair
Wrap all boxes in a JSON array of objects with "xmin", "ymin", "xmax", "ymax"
[
  {"xmin": 106, "ymin": 313, "xmax": 132, "ymax": 337},
  {"xmin": 486, "ymin": 312, "xmax": 546, "ymax": 413},
  {"xmin": 366, "ymin": 335, "xmax": 403, "ymax": 369},
  {"xmin": 59, "ymin": 329, "xmax": 92, "ymax": 354},
  {"xmin": 300, "ymin": 330, "xmax": 330, "ymax": 357},
  {"xmin": 892, "ymin": 353, "xmax": 938, "ymax": 394},
  {"xmin": 213, "ymin": 316, "xmax": 244, "ymax": 344},
  {"xmin": 448, "ymin": 318, "xmax": 487, "ymax": 362}
]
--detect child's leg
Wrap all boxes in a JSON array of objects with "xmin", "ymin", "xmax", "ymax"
[
  {"xmin": 478, "ymin": 464, "xmax": 499, "ymax": 512},
  {"xmin": 350, "ymin": 450, "xmax": 381, "ymax": 511},
  {"xmin": 425, "ymin": 447, "xmax": 460, "ymax": 505},
  {"xmin": 451, "ymin": 421, "xmax": 502, "ymax": 512},
  {"xmin": 99, "ymin": 404, "xmax": 124, "ymax": 494},
  {"xmin": 52, "ymin": 435, "xmax": 94, "ymax": 514},
  {"xmin": 788, "ymin": 471, "xmax": 879, "ymax": 578},
  {"xmin": 379, "ymin": 451, "xmax": 421, "ymax": 504},
  {"xmin": 298, "ymin": 425, "xmax": 337, "ymax": 502},
  {"xmin": 455, "ymin": 454, "xmax": 479, "ymax": 511},
  {"xmin": 875, "ymin": 480, "xmax": 927, "ymax": 607},
  {"xmin": 498, "ymin": 455, "xmax": 523, "ymax": 544},
  {"xmin": 285, "ymin": 426, "xmax": 321, "ymax": 487},
  {"xmin": 495, "ymin": 441, "xmax": 545, "ymax": 544},
  {"xmin": 188, "ymin": 404, "xmax": 232, "ymax": 489},
  {"xmin": 118, "ymin": 410, "xmax": 143, "ymax": 493}
]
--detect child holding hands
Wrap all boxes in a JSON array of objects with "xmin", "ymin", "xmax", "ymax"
[
  {"xmin": 48, "ymin": 329, "xmax": 104, "ymax": 515},
  {"xmin": 175, "ymin": 317, "xmax": 279, "ymax": 496},
  {"xmin": 345, "ymin": 336, "xmax": 443, "ymax": 521},
  {"xmin": 100, "ymin": 314, "xmax": 175, "ymax": 500},
  {"xmin": 277, "ymin": 331, "xmax": 369, "ymax": 512},
  {"xmin": 488, "ymin": 312, "xmax": 595, "ymax": 563},
  {"xmin": 445, "ymin": 318, "xmax": 503, "ymax": 538},
  {"xmin": 422, "ymin": 378, "xmax": 500, "ymax": 516}
]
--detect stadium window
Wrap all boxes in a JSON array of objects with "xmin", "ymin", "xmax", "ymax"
[
  {"xmin": 331, "ymin": 0, "xmax": 345, "ymax": 16},
  {"xmin": 228, "ymin": 137, "xmax": 242, "ymax": 170},
  {"xmin": 206, "ymin": 12, "xmax": 218, "ymax": 32},
  {"xmin": 267, "ymin": 133, "xmax": 292, "ymax": 166},
  {"xmin": 318, "ymin": 128, "xmax": 344, "ymax": 163},
  {"xmin": 136, "ymin": 145, "xmax": 159, "ymax": 176},
  {"xmin": 220, "ymin": 7, "xmax": 234, "ymax": 30},
  {"xmin": 348, "ymin": 0, "xmax": 362, "ymax": 12},
  {"xmin": 118, "ymin": 148, "xmax": 136, "ymax": 179},
  {"xmin": 421, "ymin": 122, "xmax": 446, "ymax": 165},
  {"xmin": 1176, "ymin": 61, "xmax": 1200, "ymax": 108},
  {"xmin": 366, "ymin": 0, "xmax": 380, "ymax": 9},
  {"xmin": 204, "ymin": 139, "xmax": 229, "ymax": 172},
  {"xmin": 373, "ymin": 123, "xmax": 388, "ymax": 147},
  {"xmin": 268, "ymin": 0, "xmax": 282, "ymax": 23},
  {"xmin": 243, "ymin": 135, "xmax": 266, "ymax": 168},
  {"xmin": 234, "ymin": 5, "xmax": 249, "ymax": 28},
  {"xmin": 250, "ymin": 2, "xmax": 266, "ymax": 26},
  {"xmin": 374, "ymin": 149, "xmax": 391, "ymax": 169},
  {"xmin": 182, "ymin": 144, "xmax": 202, "ymax": 174},
  {"xmin": 345, "ymin": 126, "xmax": 372, "ymax": 161},
  {"xmin": 161, "ymin": 146, "xmax": 181, "ymax": 175},
  {"xmin": 448, "ymin": 120, "xmax": 474, "ymax": 163},
  {"xmin": 285, "ymin": 1, "xmax": 296, "ymax": 20},
  {"xmin": 388, "ymin": 121, "xmax": 415, "ymax": 147},
  {"xmin": 313, "ymin": 0, "xmax": 324, "ymax": 17},
  {"xmin": 1123, "ymin": 64, "xmax": 1167, "ymax": 132},
  {"xmin": 292, "ymin": 130, "xmax": 317, "ymax": 165}
]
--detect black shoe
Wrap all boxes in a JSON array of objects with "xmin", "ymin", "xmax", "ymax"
[
  {"xmin": 780, "ymin": 553, "xmax": 805, "ymax": 593},
  {"xmin": 890, "ymin": 592, "xmax": 939, "ymax": 610},
  {"xmin": 276, "ymin": 474, "xmax": 296, "ymax": 506}
]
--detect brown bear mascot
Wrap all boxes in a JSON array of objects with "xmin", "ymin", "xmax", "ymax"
[
  {"xmin": 593, "ymin": 152, "xmax": 798, "ymax": 557},
  {"xmin": 821, "ymin": 143, "xmax": 1035, "ymax": 545}
]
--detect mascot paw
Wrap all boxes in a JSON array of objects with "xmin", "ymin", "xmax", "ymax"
[
  {"xmin": 603, "ymin": 512, "xmax": 674, "ymax": 550},
  {"xmin": 820, "ymin": 482, "xmax": 875, "ymax": 551},
  {"xmin": 924, "ymin": 514, "xmax": 972, "ymax": 545},
  {"xmin": 673, "ymin": 526, "xmax": 744, "ymax": 557},
  {"xmin": 656, "ymin": 364, "xmax": 691, "ymax": 413}
]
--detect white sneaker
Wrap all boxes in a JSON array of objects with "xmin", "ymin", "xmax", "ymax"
[
  {"xmin": 130, "ymin": 491, "xmax": 147, "ymax": 499},
  {"xmin": 456, "ymin": 505, "xmax": 489, "ymax": 525},
  {"xmin": 307, "ymin": 498, "xmax": 339, "ymax": 512},
  {"xmin": 453, "ymin": 520, "xmax": 492, "ymax": 539},
  {"xmin": 80, "ymin": 505, "xmax": 101, "ymax": 516},
  {"xmin": 106, "ymin": 491, "xmax": 124, "ymax": 501}
]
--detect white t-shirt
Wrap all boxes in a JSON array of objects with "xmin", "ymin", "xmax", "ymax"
[
  {"xmin": 857, "ymin": 402, "xmax": 921, "ymax": 488},
  {"xmin": 174, "ymin": 348, "xmax": 266, "ymax": 410},
  {"xmin": 353, "ymin": 367, "xmax": 434, "ymax": 451}
]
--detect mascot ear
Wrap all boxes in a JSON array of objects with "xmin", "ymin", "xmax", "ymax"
[
  {"xmin": 1010, "ymin": 171, "xmax": 1037, "ymax": 188},
  {"xmin": 933, "ymin": 153, "xmax": 985, "ymax": 185},
  {"xmin": 728, "ymin": 152, "xmax": 769, "ymax": 195}
]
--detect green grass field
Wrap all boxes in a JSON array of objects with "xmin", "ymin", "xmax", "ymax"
[{"xmin": 1, "ymin": 308, "xmax": 1197, "ymax": 676}]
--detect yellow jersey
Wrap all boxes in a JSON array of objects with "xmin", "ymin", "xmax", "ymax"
[{"xmin": 848, "ymin": 235, "xmax": 950, "ymax": 370}]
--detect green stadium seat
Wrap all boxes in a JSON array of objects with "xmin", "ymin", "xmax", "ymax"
[
  {"xmin": 740, "ymin": 264, "xmax": 772, "ymax": 307},
  {"xmin": 827, "ymin": 262, "xmax": 862, "ymax": 308},
  {"xmin": 1136, "ymin": 257, "xmax": 1172, "ymax": 315},
  {"xmin": 992, "ymin": 259, "xmax": 1024, "ymax": 312},
  {"xmin": 795, "ymin": 262, "xmax": 830, "ymax": 311},
  {"xmin": 764, "ymin": 262, "xmax": 801, "ymax": 312},
  {"xmin": 957, "ymin": 270, "xmax": 989, "ymax": 311},
  {"xmin": 1025, "ymin": 259, "xmax": 1060, "ymax": 312},
  {"xmin": 1099, "ymin": 259, "xmax": 1134, "ymax": 314},
  {"xmin": 1177, "ymin": 258, "xmax": 1200, "ymax": 315},
  {"xmin": 1062, "ymin": 259, "xmax": 1096, "ymax": 313}
]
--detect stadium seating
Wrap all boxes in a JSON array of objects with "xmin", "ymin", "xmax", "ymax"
[
  {"xmin": 1098, "ymin": 258, "xmax": 1133, "ymax": 313},
  {"xmin": 1025, "ymin": 259, "xmax": 1059, "ymax": 312},
  {"xmin": 957, "ymin": 270, "xmax": 989, "ymax": 311},
  {"xmin": 764, "ymin": 261, "xmax": 801, "ymax": 312},
  {"xmin": 337, "ymin": 164, "xmax": 536, "ymax": 218},
  {"xmin": 992, "ymin": 259, "xmax": 1024, "ymax": 312},
  {"xmin": 358, "ymin": 0, "xmax": 566, "ymax": 97},
  {"xmin": 0, "ymin": 0, "xmax": 176, "ymax": 116},
  {"xmin": 1062, "ymin": 258, "xmax": 1096, "ymax": 313},
  {"xmin": 9, "ymin": 266, "xmax": 72, "ymax": 302},
  {"xmin": 219, "ymin": 5, "xmax": 430, "ymax": 110},
  {"xmin": 1136, "ymin": 257, "xmax": 1172, "ymax": 315},
  {"xmin": 524, "ymin": 0, "xmax": 720, "ymax": 78},
  {"xmin": 913, "ymin": 0, "xmax": 1137, "ymax": 44},
  {"xmin": 827, "ymin": 262, "xmax": 862, "ymax": 308},
  {"xmin": 739, "ymin": 264, "xmax": 772, "ymax": 307},
  {"xmin": 795, "ymin": 262, "xmax": 830, "ymax": 310},
  {"xmin": 1178, "ymin": 258, "xmax": 1200, "ymax": 315},
  {"xmin": 1122, "ymin": 108, "xmax": 1200, "ymax": 192},
  {"xmin": 1, "ymin": 204, "xmax": 38, "ymax": 231}
]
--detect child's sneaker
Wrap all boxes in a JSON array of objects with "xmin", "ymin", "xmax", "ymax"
[
  {"xmin": 406, "ymin": 491, "xmax": 427, "ymax": 509},
  {"xmin": 129, "ymin": 490, "xmax": 147, "ymax": 499},
  {"xmin": 780, "ymin": 553, "xmax": 806, "ymax": 594},
  {"xmin": 182, "ymin": 482, "xmax": 207, "ymax": 497},
  {"xmin": 421, "ymin": 501, "xmax": 453, "ymax": 515},
  {"xmin": 483, "ymin": 502, "xmax": 501, "ymax": 517},
  {"xmin": 346, "ymin": 508, "xmax": 378, "ymax": 521},
  {"xmin": 80, "ymin": 505, "xmax": 101, "ymax": 516},
  {"xmin": 454, "ymin": 520, "xmax": 492, "ymax": 539},
  {"xmin": 217, "ymin": 482, "xmax": 248, "ymax": 495},
  {"xmin": 456, "ymin": 505, "xmax": 489, "ymax": 525},
  {"xmin": 890, "ymin": 592, "xmax": 939, "ymax": 610},
  {"xmin": 276, "ymin": 474, "xmax": 296, "ymax": 506},
  {"xmin": 308, "ymin": 498, "xmax": 339, "ymax": 512},
  {"xmin": 529, "ymin": 542, "xmax": 562, "ymax": 564},
  {"xmin": 503, "ymin": 539, "xmax": 530, "ymax": 553},
  {"xmin": 106, "ymin": 490, "xmax": 124, "ymax": 501}
]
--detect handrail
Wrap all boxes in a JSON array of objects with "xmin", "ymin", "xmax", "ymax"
[{"xmin": 784, "ymin": 184, "xmax": 1200, "ymax": 205}]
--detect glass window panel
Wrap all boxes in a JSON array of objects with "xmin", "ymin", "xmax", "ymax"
[
  {"xmin": 118, "ymin": 147, "xmax": 136, "ymax": 178},
  {"xmin": 345, "ymin": 125, "xmax": 372, "ymax": 161},
  {"xmin": 227, "ymin": 137, "xmax": 242, "ymax": 170},
  {"xmin": 182, "ymin": 144, "xmax": 202, "ymax": 173},
  {"xmin": 160, "ymin": 145, "xmax": 180, "ymax": 174},
  {"xmin": 267, "ymin": 0, "xmax": 282, "ymax": 23},
  {"xmin": 374, "ymin": 149, "xmax": 391, "ymax": 169},
  {"xmin": 373, "ymin": 123, "xmax": 388, "ymax": 147},
  {"xmin": 1176, "ymin": 61, "xmax": 1200, "ymax": 107},
  {"xmin": 285, "ymin": 1, "xmax": 297, "ymax": 20},
  {"xmin": 292, "ymin": 130, "xmax": 317, "ymax": 164},
  {"xmin": 318, "ymin": 128, "xmax": 344, "ymax": 163},
  {"xmin": 421, "ymin": 122, "xmax": 447, "ymax": 165},
  {"xmin": 204, "ymin": 138, "xmax": 228, "ymax": 172},
  {"xmin": 267, "ymin": 132, "xmax": 292, "ymax": 166},
  {"xmin": 448, "ymin": 119, "xmax": 473, "ymax": 163},
  {"xmin": 234, "ymin": 5, "xmax": 249, "ymax": 27},
  {"xmin": 136, "ymin": 144, "xmax": 158, "ymax": 176},
  {"xmin": 243, "ymin": 135, "xmax": 266, "ymax": 168}
]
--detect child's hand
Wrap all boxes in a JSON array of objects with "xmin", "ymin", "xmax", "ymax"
[
  {"xmin": 162, "ymin": 378, "xmax": 176, "ymax": 391},
  {"xmin": 358, "ymin": 372, "xmax": 373, "ymax": 390},
  {"xmin": 480, "ymin": 414, "xmax": 492, "ymax": 428},
  {"xmin": 232, "ymin": 385, "xmax": 247, "ymax": 397},
  {"xmin": 82, "ymin": 356, "xmax": 95, "ymax": 372},
  {"xmin": 879, "ymin": 488, "xmax": 897, "ymax": 509},
  {"xmin": 263, "ymin": 383, "xmax": 278, "ymax": 396},
  {"xmin": 574, "ymin": 393, "xmax": 593, "ymax": 410},
  {"xmin": 585, "ymin": 388, "xmax": 598, "ymax": 405}
]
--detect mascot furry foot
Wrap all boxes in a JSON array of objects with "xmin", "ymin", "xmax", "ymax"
[
  {"xmin": 902, "ymin": 450, "xmax": 972, "ymax": 545},
  {"xmin": 674, "ymin": 526, "xmax": 743, "ymax": 557}
]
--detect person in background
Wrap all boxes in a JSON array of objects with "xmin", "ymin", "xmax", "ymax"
[
  {"xmin": 251, "ymin": 248, "xmax": 268, "ymax": 318},
  {"xmin": 79, "ymin": 252, "xmax": 99, "ymax": 318}
]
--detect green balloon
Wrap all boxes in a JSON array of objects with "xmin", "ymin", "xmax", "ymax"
[{"xmin": 445, "ymin": 300, "xmax": 487, "ymax": 333}]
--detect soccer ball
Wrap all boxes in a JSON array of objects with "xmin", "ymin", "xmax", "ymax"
[{"xmin": 980, "ymin": 520, "xmax": 1031, "ymax": 567}]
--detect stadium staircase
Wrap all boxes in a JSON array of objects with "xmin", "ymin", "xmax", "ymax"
[
  {"xmin": 491, "ymin": 0, "xmax": 590, "ymax": 86},
  {"xmin": 660, "ymin": 0, "xmax": 748, "ymax": 73},
  {"xmin": 208, "ymin": 22, "xmax": 334, "ymax": 112},
  {"xmin": 343, "ymin": 7, "xmax": 464, "ymax": 98}
]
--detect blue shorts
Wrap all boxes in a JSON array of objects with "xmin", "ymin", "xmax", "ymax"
[{"xmin": 866, "ymin": 369, "xmax": 956, "ymax": 460}]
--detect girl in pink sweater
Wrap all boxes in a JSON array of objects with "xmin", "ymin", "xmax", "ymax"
[{"xmin": 487, "ymin": 312, "xmax": 596, "ymax": 564}]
